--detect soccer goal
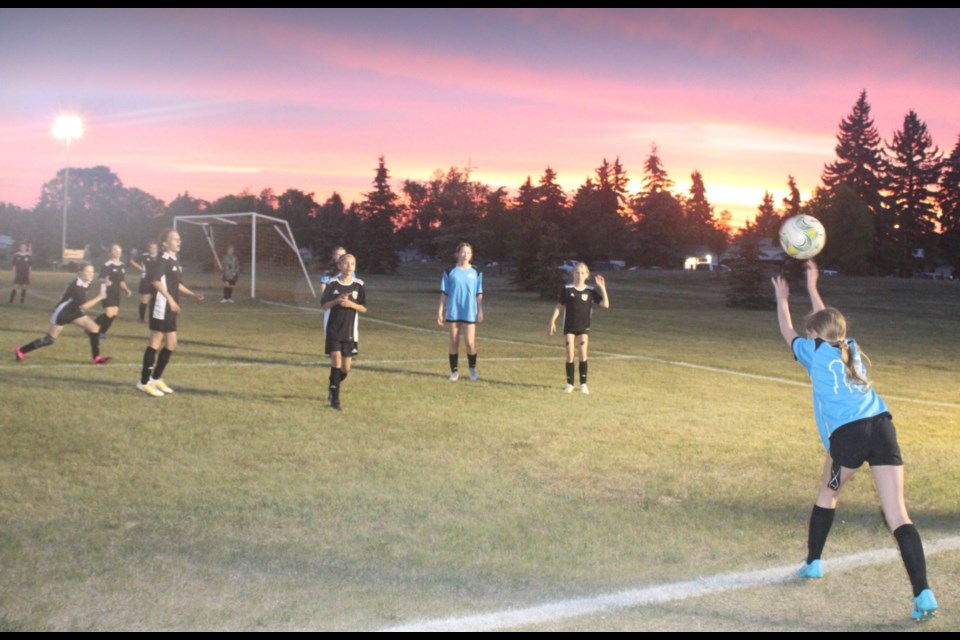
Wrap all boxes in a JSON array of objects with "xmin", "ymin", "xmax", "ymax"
[{"xmin": 174, "ymin": 212, "xmax": 317, "ymax": 301}]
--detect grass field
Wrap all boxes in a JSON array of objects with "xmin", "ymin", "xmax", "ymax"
[{"xmin": 2, "ymin": 265, "xmax": 959, "ymax": 631}]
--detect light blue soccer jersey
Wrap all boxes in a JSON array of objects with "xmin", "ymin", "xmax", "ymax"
[
  {"xmin": 792, "ymin": 337, "xmax": 889, "ymax": 451},
  {"xmin": 441, "ymin": 265, "xmax": 482, "ymax": 322},
  {"xmin": 321, "ymin": 271, "xmax": 360, "ymax": 286}
]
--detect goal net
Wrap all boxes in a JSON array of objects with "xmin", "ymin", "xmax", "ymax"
[{"xmin": 174, "ymin": 212, "xmax": 317, "ymax": 302}]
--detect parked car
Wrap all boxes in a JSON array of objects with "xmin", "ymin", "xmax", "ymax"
[
  {"xmin": 592, "ymin": 261, "xmax": 624, "ymax": 271},
  {"xmin": 694, "ymin": 263, "xmax": 730, "ymax": 272},
  {"xmin": 557, "ymin": 259, "xmax": 577, "ymax": 273}
]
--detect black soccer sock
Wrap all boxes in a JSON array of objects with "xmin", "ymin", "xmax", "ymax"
[
  {"xmin": 806, "ymin": 504, "xmax": 835, "ymax": 563},
  {"xmin": 223, "ymin": 286, "xmax": 230, "ymax": 299},
  {"xmin": 8, "ymin": 289, "xmax": 14, "ymax": 303},
  {"xmin": 894, "ymin": 523, "xmax": 930, "ymax": 597},
  {"xmin": 98, "ymin": 315, "xmax": 115, "ymax": 335},
  {"xmin": 141, "ymin": 347, "xmax": 157, "ymax": 385},
  {"xmin": 19, "ymin": 290, "xmax": 25, "ymax": 303},
  {"xmin": 139, "ymin": 302, "xmax": 147, "ymax": 321},
  {"xmin": 88, "ymin": 331, "xmax": 101, "ymax": 358},
  {"xmin": 579, "ymin": 361, "xmax": 589, "ymax": 385},
  {"xmin": 329, "ymin": 367, "xmax": 342, "ymax": 402},
  {"xmin": 467, "ymin": 353, "xmax": 477, "ymax": 369},
  {"xmin": 339, "ymin": 370, "xmax": 348, "ymax": 383},
  {"xmin": 20, "ymin": 334, "xmax": 54, "ymax": 355},
  {"xmin": 154, "ymin": 347, "xmax": 172, "ymax": 379},
  {"xmin": 449, "ymin": 353, "xmax": 459, "ymax": 373},
  {"xmin": 566, "ymin": 362, "xmax": 575, "ymax": 384},
  {"xmin": 94, "ymin": 313, "xmax": 108, "ymax": 330}
]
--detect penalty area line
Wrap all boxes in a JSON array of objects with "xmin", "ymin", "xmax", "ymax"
[{"xmin": 376, "ymin": 535, "xmax": 960, "ymax": 632}]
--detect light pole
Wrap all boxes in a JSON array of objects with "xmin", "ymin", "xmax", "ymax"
[{"xmin": 52, "ymin": 115, "xmax": 83, "ymax": 262}]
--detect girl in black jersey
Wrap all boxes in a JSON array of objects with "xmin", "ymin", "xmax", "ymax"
[
  {"xmin": 95, "ymin": 243, "xmax": 132, "ymax": 339},
  {"xmin": 547, "ymin": 262, "xmax": 609, "ymax": 393},
  {"xmin": 10, "ymin": 242, "xmax": 31, "ymax": 304},
  {"xmin": 129, "ymin": 241, "xmax": 159, "ymax": 323},
  {"xmin": 14, "ymin": 263, "xmax": 110, "ymax": 364},
  {"xmin": 136, "ymin": 229, "xmax": 204, "ymax": 397},
  {"xmin": 320, "ymin": 253, "xmax": 366, "ymax": 410}
]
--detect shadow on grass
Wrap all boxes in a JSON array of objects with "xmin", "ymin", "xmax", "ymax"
[{"xmin": 355, "ymin": 363, "xmax": 557, "ymax": 391}]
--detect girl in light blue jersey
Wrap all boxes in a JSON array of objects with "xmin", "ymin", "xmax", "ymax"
[
  {"xmin": 772, "ymin": 260, "xmax": 936, "ymax": 622},
  {"xmin": 319, "ymin": 246, "xmax": 346, "ymax": 299},
  {"xmin": 437, "ymin": 242, "xmax": 483, "ymax": 381}
]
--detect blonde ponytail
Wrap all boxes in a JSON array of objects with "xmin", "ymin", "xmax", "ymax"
[{"xmin": 804, "ymin": 307, "xmax": 872, "ymax": 391}]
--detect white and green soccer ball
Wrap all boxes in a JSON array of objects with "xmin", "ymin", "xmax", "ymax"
[{"xmin": 779, "ymin": 215, "xmax": 826, "ymax": 260}]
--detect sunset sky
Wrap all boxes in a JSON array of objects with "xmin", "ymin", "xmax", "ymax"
[{"xmin": 2, "ymin": 8, "xmax": 959, "ymax": 227}]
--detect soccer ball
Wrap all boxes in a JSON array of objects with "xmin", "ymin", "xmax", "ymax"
[{"xmin": 779, "ymin": 215, "xmax": 826, "ymax": 260}]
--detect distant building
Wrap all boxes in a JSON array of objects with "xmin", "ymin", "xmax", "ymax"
[{"xmin": 722, "ymin": 237, "xmax": 786, "ymax": 264}]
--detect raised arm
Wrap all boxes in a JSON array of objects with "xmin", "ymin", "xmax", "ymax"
[
  {"xmin": 806, "ymin": 260, "xmax": 825, "ymax": 312},
  {"xmin": 594, "ymin": 274, "xmax": 610, "ymax": 309},
  {"xmin": 771, "ymin": 275, "xmax": 799, "ymax": 346}
]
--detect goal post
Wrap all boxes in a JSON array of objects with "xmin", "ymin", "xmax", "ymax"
[{"xmin": 174, "ymin": 211, "xmax": 317, "ymax": 301}]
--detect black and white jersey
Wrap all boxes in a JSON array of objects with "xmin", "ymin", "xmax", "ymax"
[
  {"xmin": 139, "ymin": 253, "xmax": 157, "ymax": 280},
  {"xmin": 321, "ymin": 277, "xmax": 366, "ymax": 342},
  {"xmin": 149, "ymin": 251, "xmax": 183, "ymax": 319},
  {"xmin": 558, "ymin": 283, "xmax": 604, "ymax": 334},
  {"xmin": 100, "ymin": 259, "xmax": 126, "ymax": 292},
  {"xmin": 12, "ymin": 252, "xmax": 31, "ymax": 283},
  {"xmin": 50, "ymin": 276, "xmax": 93, "ymax": 324}
]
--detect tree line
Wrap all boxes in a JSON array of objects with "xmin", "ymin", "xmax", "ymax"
[{"xmin": 2, "ymin": 90, "xmax": 958, "ymax": 293}]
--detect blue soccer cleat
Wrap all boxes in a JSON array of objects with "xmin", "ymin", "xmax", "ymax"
[
  {"xmin": 912, "ymin": 589, "xmax": 938, "ymax": 621},
  {"xmin": 796, "ymin": 559, "xmax": 823, "ymax": 579}
]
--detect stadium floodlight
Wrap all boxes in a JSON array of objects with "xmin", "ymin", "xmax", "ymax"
[{"xmin": 53, "ymin": 115, "xmax": 83, "ymax": 262}]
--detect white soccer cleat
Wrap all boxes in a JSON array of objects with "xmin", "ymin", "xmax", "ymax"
[
  {"xmin": 469, "ymin": 368, "xmax": 479, "ymax": 381},
  {"xmin": 151, "ymin": 378, "xmax": 174, "ymax": 394},
  {"xmin": 136, "ymin": 381, "xmax": 165, "ymax": 398},
  {"xmin": 449, "ymin": 371, "xmax": 459, "ymax": 382},
  {"xmin": 580, "ymin": 384, "xmax": 589, "ymax": 394},
  {"xmin": 563, "ymin": 384, "xmax": 574, "ymax": 393}
]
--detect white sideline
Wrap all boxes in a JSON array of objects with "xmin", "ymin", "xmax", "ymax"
[
  {"xmin": 267, "ymin": 299, "xmax": 960, "ymax": 410},
  {"xmin": 376, "ymin": 535, "xmax": 960, "ymax": 632}
]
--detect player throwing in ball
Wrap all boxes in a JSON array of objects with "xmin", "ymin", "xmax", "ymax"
[{"xmin": 772, "ymin": 260, "xmax": 937, "ymax": 622}]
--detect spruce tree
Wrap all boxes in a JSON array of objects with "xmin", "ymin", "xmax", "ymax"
[
  {"xmin": 822, "ymin": 90, "xmax": 885, "ymax": 214},
  {"xmin": 726, "ymin": 222, "xmax": 774, "ymax": 310},
  {"xmin": 357, "ymin": 156, "xmax": 400, "ymax": 274},
  {"xmin": 884, "ymin": 110, "xmax": 943, "ymax": 276},
  {"xmin": 821, "ymin": 90, "xmax": 885, "ymax": 271},
  {"xmin": 936, "ymin": 135, "xmax": 960, "ymax": 277}
]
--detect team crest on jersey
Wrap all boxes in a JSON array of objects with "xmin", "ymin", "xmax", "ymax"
[
  {"xmin": 351, "ymin": 291, "xmax": 358, "ymax": 300},
  {"xmin": 581, "ymin": 293, "xmax": 589, "ymax": 301}
]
